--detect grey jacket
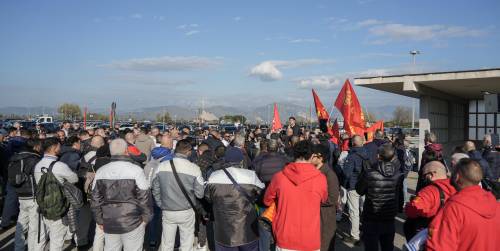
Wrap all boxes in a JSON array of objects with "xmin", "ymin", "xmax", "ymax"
[
  {"xmin": 91, "ymin": 156, "xmax": 153, "ymax": 234},
  {"xmin": 151, "ymin": 154, "xmax": 205, "ymax": 211}
]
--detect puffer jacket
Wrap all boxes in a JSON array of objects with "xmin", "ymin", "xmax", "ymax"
[
  {"xmin": 205, "ymin": 166, "xmax": 264, "ymax": 247},
  {"xmin": 355, "ymin": 157, "xmax": 404, "ymax": 222},
  {"xmin": 91, "ymin": 156, "xmax": 153, "ymax": 234},
  {"xmin": 343, "ymin": 147, "xmax": 369, "ymax": 189}
]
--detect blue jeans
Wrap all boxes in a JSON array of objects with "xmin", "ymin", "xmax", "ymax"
[{"xmin": 1, "ymin": 184, "xmax": 19, "ymax": 227}]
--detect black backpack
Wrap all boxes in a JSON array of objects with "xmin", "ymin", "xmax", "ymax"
[{"xmin": 7, "ymin": 152, "xmax": 41, "ymax": 197}]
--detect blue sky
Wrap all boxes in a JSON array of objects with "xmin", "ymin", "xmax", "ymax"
[{"xmin": 1, "ymin": 0, "xmax": 499, "ymax": 110}]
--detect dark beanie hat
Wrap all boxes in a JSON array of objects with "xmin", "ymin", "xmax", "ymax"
[{"xmin": 224, "ymin": 146, "xmax": 244, "ymax": 163}]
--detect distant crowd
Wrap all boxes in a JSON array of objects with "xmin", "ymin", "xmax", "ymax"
[{"xmin": 0, "ymin": 117, "xmax": 499, "ymax": 251}]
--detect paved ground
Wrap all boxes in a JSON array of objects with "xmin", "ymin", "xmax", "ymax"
[{"xmin": 0, "ymin": 173, "xmax": 418, "ymax": 251}]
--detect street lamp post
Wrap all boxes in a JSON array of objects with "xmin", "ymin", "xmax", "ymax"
[{"xmin": 410, "ymin": 50, "xmax": 420, "ymax": 129}]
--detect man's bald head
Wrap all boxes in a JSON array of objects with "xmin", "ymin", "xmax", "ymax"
[
  {"xmin": 161, "ymin": 134, "xmax": 173, "ymax": 149},
  {"xmin": 352, "ymin": 135, "xmax": 364, "ymax": 147},
  {"xmin": 91, "ymin": 136, "xmax": 105, "ymax": 149},
  {"xmin": 453, "ymin": 158, "xmax": 483, "ymax": 190},
  {"xmin": 422, "ymin": 161, "xmax": 448, "ymax": 181},
  {"xmin": 463, "ymin": 141, "xmax": 476, "ymax": 152}
]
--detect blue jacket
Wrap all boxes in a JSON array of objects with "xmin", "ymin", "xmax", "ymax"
[
  {"xmin": 468, "ymin": 150, "xmax": 494, "ymax": 180},
  {"xmin": 343, "ymin": 147, "xmax": 369, "ymax": 189}
]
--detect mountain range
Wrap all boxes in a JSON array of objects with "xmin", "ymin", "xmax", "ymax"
[{"xmin": 0, "ymin": 103, "xmax": 417, "ymax": 122}]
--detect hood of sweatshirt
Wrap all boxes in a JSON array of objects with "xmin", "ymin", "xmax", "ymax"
[
  {"xmin": 282, "ymin": 162, "xmax": 322, "ymax": 186},
  {"xmin": 350, "ymin": 146, "xmax": 369, "ymax": 159},
  {"xmin": 450, "ymin": 185, "xmax": 497, "ymax": 219},
  {"xmin": 432, "ymin": 178, "xmax": 457, "ymax": 197},
  {"xmin": 60, "ymin": 145, "xmax": 79, "ymax": 155},
  {"xmin": 151, "ymin": 147, "xmax": 173, "ymax": 161},
  {"xmin": 425, "ymin": 143, "xmax": 443, "ymax": 153}
]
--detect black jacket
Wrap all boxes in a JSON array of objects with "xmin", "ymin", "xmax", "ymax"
[
  {"xmin": 252, "ymin": 152, "xmax": 288, "ymax": 184},
  {"xmin": 205, "ymin": 166, "xmax": 264, "ymax": 247},
  {"xmin": 468, "ymin": 150, "xmax": 494, "ymax": 180},
  {"xmin": 59, "ymin": 146, "xmax": 81, "ymax": 172},
  {"xmin": 202, "ymin": 135, "xmax": 224, "ymax": 151},
  {"xmin": 355, "ymin": 157, "xmax": 404, "ymax": 222},
  {"xmin": 482, "ymin": 147, "xmax": 500, "ymax": 180}
]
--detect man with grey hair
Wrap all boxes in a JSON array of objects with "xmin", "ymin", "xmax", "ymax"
[
  {"xmin": 232, "ymin": 134, "xmax": 251, "ymax": 169},
  {"xmin": 91, "ymin": 138, "xmax": 152, "ymax": 251},
  {"xmin": 482, "ymin": 134, "xmax": 500, "ymax": 180},
  {"xmin": 463, "ymin": 141, "xmax": 494, "ymax": 180}
]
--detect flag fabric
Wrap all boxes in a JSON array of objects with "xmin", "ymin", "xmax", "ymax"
[
  {"xmin": 83, "ymin": 106, "xmax": 87, "ymax": 130},
  {"xmin": 271, "ymin": 103, "xmax": 282, "ymax": 132},
  {"xmin": 312, "ymin": 89, "xmax": 329, "ymax": 121},
  {"xmin": 366, "ymin": 120, "xmax": 384, "ymax": 142},
  {"xmin": 328, "ymin": 118, "xmax": 341, "ymax": 144},
  {"xmin": 334, "ymin": 79, "xmax": 366, "ymax": 136}
]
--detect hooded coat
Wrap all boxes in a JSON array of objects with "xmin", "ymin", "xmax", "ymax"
[
  {"xmin": 264, "ymin": 162, "xmax": 327, "ymax": 251},
  {"xmin": 468, "ymin": 150, "xmax": 494, "ymax": 180},
  {"xmin": 343, "ymin": 146, "xmax": 370, "ymax": 189},
  {"xmin": 405, "ymin": 178, "xmax": 456, "ymax": 219},
  {"xmin": 426, "ymin": 185, "xmax": 500, "ymax": 251}
]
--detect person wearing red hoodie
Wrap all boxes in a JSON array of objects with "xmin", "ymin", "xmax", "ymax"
[
  {"xmin": 264, "ymin": 140, "xmax": 327, "ymax": 251},
  {"xmin": 404, "ymin": 161, "xmax": 457, "ymax": 240},
  {"xmin": 427, "ymin": 158, "xmax": 500, "ymax": 251}
]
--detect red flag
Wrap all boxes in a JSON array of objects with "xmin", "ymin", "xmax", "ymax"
[
  {"xmin": 334, "ymin": 79, "xmax": 366, "ymax": 136},
  {"xmin": 328, "ymin": 118, "xmax": 341, "ymax": 144},
  {"xmin": 366, "ymin": 120, "xmax": 384, "ymax": 142},
  {"xmin": 312, "ymin": 89, "xmax": 329, "ymax": 121},
  {"xmin": 271, "ymin": 103, "xmax": 282, "ymax": 132},
  {"xmin": 83, "ymin": 106, "xmax": 87, "ymax": 130}
]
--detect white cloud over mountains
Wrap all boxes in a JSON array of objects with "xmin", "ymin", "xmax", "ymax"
[
  {"xmin": 103, "ymin": 56, "xmax": 222, "ymax": 72},
  {"xmin": 295, "ymin": 75, "xmax": 341, "ymax": 90},
  {"xmin": 249, "ymin": 59, "xmax": 334, "ymax": 81}
]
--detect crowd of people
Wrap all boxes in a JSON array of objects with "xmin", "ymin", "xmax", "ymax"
[{"xmin": 0, "ymin": 117, "xmax": 499, "ymax": 251}]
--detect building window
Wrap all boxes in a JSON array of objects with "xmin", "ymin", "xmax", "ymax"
[{"xmin": 468, "ymin": 100, "xmax": 499, "ymax": 140}]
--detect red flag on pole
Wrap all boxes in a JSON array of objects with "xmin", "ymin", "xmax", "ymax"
[
  {"xmin": 334, "ymin": 79, "xmax": 366, "ymax": 136},
  {"xmin": 271, "ymin": 103, "xmax": 282, "ymax": 132},
  {"xmin": 83, "ymin": 106, "xmax": 87, "ymax": 130},
  {"xmin": 312, "ymin": 89, "xmax": 329, "ymax": 121}
]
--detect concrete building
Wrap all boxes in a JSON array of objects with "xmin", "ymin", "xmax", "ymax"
[{"xmin": 355, "ymin": 68, "xmax": 500, "ymax": 162}]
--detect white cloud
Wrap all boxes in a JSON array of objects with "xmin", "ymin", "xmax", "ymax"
[
  {"xmin": 233, "ymin": 16, "xmax": 242, "ymax": 22},
  {"xmin": 368, "ymin": 23, "xmax": 486, "ymax": 43},
  {"xmin": 153, "ymin": 16, "xmax": 165, "ymax": 21},
  {"xmin": 289, "ymin": 38, "xmax": 321, "ymax": 43},
  {"xmin": 177, "ymin": 23, "xmax": 199, "ymax": 29},
  {"xmin": 102, "ymin": 56, "xmax": 222, "ymax": 72},
  {"xmin": 249, "ymin": 59, "xmax": 334, "ymax": 81},
  {"xmin": 357, "ymin": 19, "xmax": 385, "ymax": 27},
  {"xmin": 295, "ymin": 76, "xmax": 341, "ymax": 90},
  {"xmin": 130, "ymin": 13, "xmax": 142, "ymax": 19},
  {"xmin": 185, "ymin": 30, "xmax": 200, "ymax": 36}
]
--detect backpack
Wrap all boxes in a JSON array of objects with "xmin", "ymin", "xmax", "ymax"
[
  {"xmin": 7, "ymin": 152, "xmax": 41, "ymax": 197},
  {"xmin": 80, "ymin": 155, "xmax": 98, "ymax": 194},
  {"xmin": 36, "ymin": 161, "xmax": 69, "ymax": 220}
]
